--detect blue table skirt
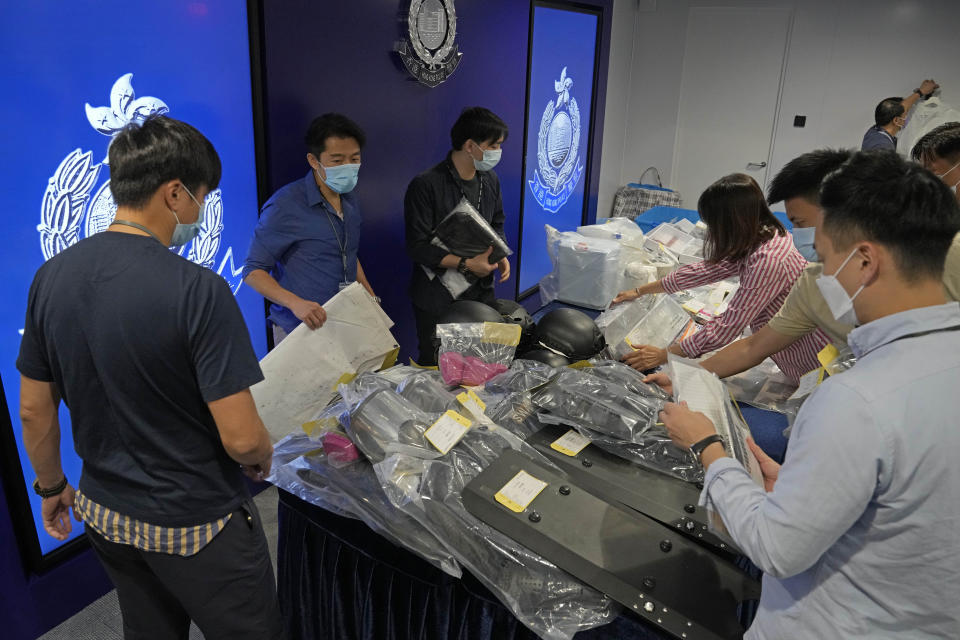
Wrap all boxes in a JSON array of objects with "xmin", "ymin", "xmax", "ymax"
[{"xmin": 277, "ymin": 488, "xmax": 669, "ymax": 640}]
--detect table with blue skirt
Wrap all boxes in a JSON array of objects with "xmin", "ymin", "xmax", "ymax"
[{"xmin": 276, "ymin": 410, "xmax": 786, "ymax": 640}]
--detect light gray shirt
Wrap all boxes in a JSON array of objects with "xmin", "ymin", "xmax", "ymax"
[{"xmin": 701, "ymin": 302, "xmax": 960, "ymax": 639}]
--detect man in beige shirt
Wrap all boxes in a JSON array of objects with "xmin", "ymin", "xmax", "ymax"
[{"xmin": 700, "ymin": 148, "xmax": 960, "ymax": 379}]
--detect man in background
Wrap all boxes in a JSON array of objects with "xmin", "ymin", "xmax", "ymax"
[
  {"xmin": 404, "ymin": 107, "xmax": 511, "ymax": 365},
  {"xmin": 18, "ymin": 115, "xmax": 283, "ymax": 639},
  {"xmin": 244, "ymin": 113, "xmax": 377, "ymax": 345},
  {"xmin": 861, "ymin": 78, "xmax": 939, "ymax": 151}
]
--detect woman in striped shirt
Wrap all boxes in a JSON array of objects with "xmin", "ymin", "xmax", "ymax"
[{"xmin": 612, "ymin": 173, "xmax": 828, "ymax": 383}]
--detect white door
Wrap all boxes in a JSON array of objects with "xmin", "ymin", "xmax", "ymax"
[{"xmin": 671, "ymin": 7, "xmax": 792, "ymax": 208}]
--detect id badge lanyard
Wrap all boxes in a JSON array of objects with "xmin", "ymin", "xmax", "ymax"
[
  {"xmin": 323, "ymin": 208, "xmax": 349, "ymax": 289},
  {"xmin": 446, "ymin": 162, "xmax": 483, "ymax": 216}
]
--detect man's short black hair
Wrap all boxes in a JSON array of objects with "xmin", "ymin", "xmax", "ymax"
[
  {"xmin": 108, "ymin": 115, "xmax": 221, "ymax": 209},
  {"xmin": 820, "ymin": 151, "xmax": 960, "ymax": 282},
  {"xmin": 304, "ymin": 113, "xmax": 366, "ymax": 157},
  {"xmin": 767, "ymin": 148, "xmax": 853, "ymax": 205},
  {"xmin": 874, "ymin": 97, "xmax": 905, "ymax": 127},
  {"xmin": 450, "ymin": 107, "xmax": 508, "ymax": 150},
  {"xmin": 910, "ymin": 121, "xmax": 960, "ymax": 164}
]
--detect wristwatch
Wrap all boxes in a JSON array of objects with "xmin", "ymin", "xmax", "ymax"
[
  {"xmin": 457, "ymin": 256, "xmax": 470, "ymax": 276},
  {"xmin": 33, "ymin": 476, "xmax": 68, "ymax": 499},
  {"xmin": 689, "ymin": 434, "xmax": 725, "ymax": 464}
]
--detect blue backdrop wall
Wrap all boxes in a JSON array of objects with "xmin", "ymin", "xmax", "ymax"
[
  {"xmin": 259, "ymin": 0, "xmax": 612, "ymax": 362},
  {"xmin": 0, "ymin": 1, "xmax": 611, "ymax": 637}
]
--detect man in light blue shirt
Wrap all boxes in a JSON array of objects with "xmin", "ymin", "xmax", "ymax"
[{"xmin": 659, "ymin": 150, "xmax": 960, "ymax": 638}]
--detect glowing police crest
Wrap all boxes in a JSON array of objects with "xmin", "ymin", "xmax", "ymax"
[
  {"xmin": 529, "ymin": 67, "xmax": 584, "ymax": 213},
  {"xmin": 395, "ymin": 0, "xmax": 462, "ymax": 88},
  {"xmin": 39, "ymin": 73, "xmax": 245, "ymax": 293}
]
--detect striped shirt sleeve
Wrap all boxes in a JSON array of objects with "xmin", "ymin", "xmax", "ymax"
[
  {"xmin": 661, "ymin": 259, "xmax": 740, "ymax": 294},
  {"xmin": 678, "ymin": 252, "xmax": 790, "ymax": 358}
]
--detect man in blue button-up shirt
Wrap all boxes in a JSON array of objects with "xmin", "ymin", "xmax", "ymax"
[
  {"xmin": 659, "ymin": 151, "xmax": 960, "ymax": 638},
  {"xmin": 243, "ymin": 114, "xmax": 376, "ymax": 343}
]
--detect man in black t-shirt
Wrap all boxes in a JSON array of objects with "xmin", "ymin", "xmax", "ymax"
[
  {"xmin": 404, "ymin": 107, "xmax": 512, "ymax": 365},
  {"xmin": 17, "ymin": 116, "xmax": 283, "ymax": 639}
]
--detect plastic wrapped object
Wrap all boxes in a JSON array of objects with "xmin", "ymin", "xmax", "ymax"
[
  {"xmin": 644, "ymin": 221, "xmax": 703, "ymax": 264},
  {"xmin": 597, "ymin": 294, "xmax": 691, "ymax": 360},
  {"xmin": 539, "ymin": 225, "xmax": 623, "ymax": 310},
  {"xmin": 379, "ymin": 428, "xmax": 617, "ymax": 640},
  {"xmin": 321, "ymin": 432, "xmax": 359, "ymax": 468},
  {"xmin": 580, "ymin": 360, "xmax": 670, "ymax": 401},
  {"xmin": 397, "ymin": 370, "xmax": 460, "ymax": 414},
  {"xmin": 436, "ymin": 322, "xmax": 521, "ymax": 386},
  {"xmin": 725, "ymin": 359, "xmax": 801, "ymax": 418},
  {"xmin": 672, "ymin": 278, "xmax": 740, "ymax": 323},
  {"xmin": 669, "ymin": 355, "xmax": 762, "ymax": 486},
  {"xmin": 533, "ymin": 369, "xmax": 661, "ymax": 442},
  {"xmin": 269, "ymin": 433, "xmax": 461, "ymax": 577},
  {"xmin": 341, "ymin": 388, "xmax": 441, "ymax": 463},
  {"xmin": 532, "ymin": 308, "xmax": 605, "ymax": 362},
  {"xmin": 432, "ymin": 197, "xmax": 512, "ymax": 262},
  {"xmin": 483, "ymin": 360, "xmax": 559, "ymax": 396}
]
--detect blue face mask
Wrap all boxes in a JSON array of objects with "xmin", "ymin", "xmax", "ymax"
[
  {"xmin": 791, "ymin": 226, "xmax": 820, "ymax": 262},
  {"xmin": 473, "ymin": 148, "xmax": 502, "ymax": 172},
  {"xmin": 318, "ymin": 163, "xmax": 360, "ymax": 194},
  {"xmin": 170, "ymin": 184, "xmax": 204, "ymax": 247}
]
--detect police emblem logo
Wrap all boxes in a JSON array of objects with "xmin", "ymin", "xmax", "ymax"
[
  {"xmin": 39, "ymin": 73, "xmax": 245, "ymax": 293},
  {"xmin": 395, "ymin": 0, "xmax": 462, "ymax": 88},
  {"xmin": 529, "ymin": 67, "xmax": 584, "ymax": 213}
]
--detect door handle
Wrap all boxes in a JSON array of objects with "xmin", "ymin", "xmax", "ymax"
[{"xmin": 747, "ymin": 161, "xmax": 767, "ymax": 169}]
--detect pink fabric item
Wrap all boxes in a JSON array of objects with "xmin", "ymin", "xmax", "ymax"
[
  {"xmin": 439, "ymin": 352, "xmax": 510, "ymax": 386},
  {"xmin": 439, "ymin": 351, "xmax": 467, "ymax": 385},
  {"xmin": 322, "ymin": 432, "xmax": 359, "ymax": 467}
]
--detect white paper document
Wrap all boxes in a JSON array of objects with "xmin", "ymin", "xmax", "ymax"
[{"xmin": 250, "ymin": 283, "xmax": 399, "ymax": 442}]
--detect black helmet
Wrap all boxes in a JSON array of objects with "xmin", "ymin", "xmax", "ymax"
[
  {"xmin": 515, "ymin": 348, "xmax": 571, "ymax": 368},
  {"xmin": 532, "ymin": 308, "xmax": 605, "ymax": 361},
  {"xmin": 437, "ymin": 300, "xmax": 503, "ymax": 325},
  {"xmin": 494, "ymin": 299, "xmax": 535, "ymax": 333}
]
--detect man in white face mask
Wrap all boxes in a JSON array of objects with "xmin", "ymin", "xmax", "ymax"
[
  {"xmin": 692, "ymin": 148, "xmax": 960, "ymax": 381},
  {"xmin": 659, "ymin": 150, "xmax": 960, "ymax": 638},
  {"xmin": 404, "ymin": 106, "xmax": 512, "ymax": 365}
]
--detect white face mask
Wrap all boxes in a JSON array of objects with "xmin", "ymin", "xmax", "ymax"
[{"xmin": 815, "ymin": 247, "xmax": 865, "ymax": 325}]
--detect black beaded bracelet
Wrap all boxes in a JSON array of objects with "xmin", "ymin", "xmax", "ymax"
[{"xmin": 33, "ymin": 476, "xmax": 68, "ymax": 498}]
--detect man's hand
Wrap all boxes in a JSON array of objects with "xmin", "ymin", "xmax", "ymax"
[
  {"xmin": 465, "ymin": 246, "xmax": 498, "ymax": 277},
  {"xmin": 643, "ymin": 372, "xmax": 674, "ymax": 397},
  {"xmin": 241, "ymin": 447, "xmax": 274, "ymax": 483},
  {"xmin": 920, "ymin": 79, "xmax": 939, "ymax": 97},
  {"xmin": 622, "ymin": 345, "xmax": 668, "ymax": 371},
  {"xmin": 611, "ymin": 288, "xmax": 641, "ymax": 306},
  {"xmin": 659, "ymin": 402, "xmax": 717, "ymax": 449},
  {"xmin": 42, "ymin": 485, "xmax": 80, "ymax": 541},
  {"xmin": 289, "ymin": 297, "xmax": 326, "ymax": 330},
  {"xmin": 747, "ymin": 437, "xmax": 780, "ymax": 492},
  {"xmin": 496, "ymin": 256, "xmax": 511, "ymax": 283}
]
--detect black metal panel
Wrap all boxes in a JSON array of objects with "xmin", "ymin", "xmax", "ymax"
[
  {"xmin": 463, "ymin": 449, "xmax": 760, "ymax": 640},
  {"xmin": 526, "ymin": 425, "xmax": 740, "ymax": 555}
]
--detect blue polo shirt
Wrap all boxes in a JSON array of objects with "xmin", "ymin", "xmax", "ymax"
[
  {"xmin": 861, "ymin": 125, "xmax": 897, "ymax": 151},
  {"xmin": 242, "ymin": 171, "xmax": 362, "ymax": 333}
]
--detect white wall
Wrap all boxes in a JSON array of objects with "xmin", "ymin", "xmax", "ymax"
[
  {"xmin": 597, "ymin": 0, "xmax": 960, "ymax": 214},
  {"xmin": 596, "ymin": 0, "xmax": 643, "ymax": 219}
]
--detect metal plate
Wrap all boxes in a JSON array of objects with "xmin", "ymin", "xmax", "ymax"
[
  {"xmin": 527, "ymin": 425, "xmax": 740, "ymax": 555},
  {"xmin": 463, "ymin": 449, "xmax": 760, "ymax": 640}
]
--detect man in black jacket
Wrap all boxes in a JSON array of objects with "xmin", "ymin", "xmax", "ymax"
[{"xmin": 404, "ymin": 107, "xmax": 511, "ymax": 365}]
